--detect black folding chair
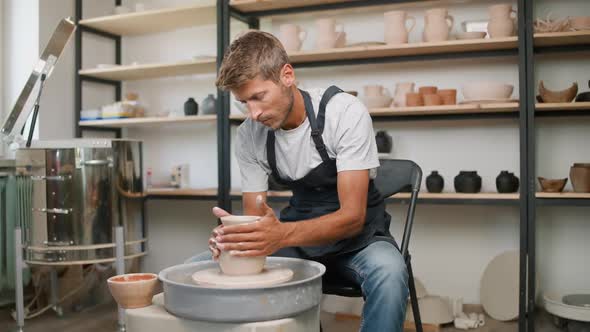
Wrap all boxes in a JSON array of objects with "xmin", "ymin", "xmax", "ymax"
[{"xmin": 322, "ymin": 159, "xmax": 423, "ymax": 332}]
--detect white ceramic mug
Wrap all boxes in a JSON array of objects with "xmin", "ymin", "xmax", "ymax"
[
  {"xmin": 218, "ymin": 215, "xmax": 265, "ymax": 275},
  {"xmin": 279, "ymin": 24, "xmax": 307, "ymax": 52}
]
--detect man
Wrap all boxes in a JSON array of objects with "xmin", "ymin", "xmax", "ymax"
[{"xmin": 187, "ymin": 31, "xmax": 408, "ymax": 332}]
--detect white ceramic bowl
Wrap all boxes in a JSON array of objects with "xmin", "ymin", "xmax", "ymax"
[
  {"xmin": 456, "ymin": 31, "xmax": 487, "ymax": 40},
  {"xmin": 107, "ymin": 273, "xmax": 158, "ymax": 309},
  {"xmin": 362, "ymin": 95, "xmax": 393, "ymax": 108},
  {"xmin": 461, "ymin": 82, "xmax": 514, "ymax": 100},
  {"xmin": 219, "ymin": 215, "xmax": 265, "ymax": 275}
]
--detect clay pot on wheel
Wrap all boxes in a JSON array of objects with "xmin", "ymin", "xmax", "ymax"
[
  {"xmin": 570, "ymin": 163, "xmax": 590, "ymax": 193},
  {"xmin": 496, "ymin": 171, "xmax": 519, "ymax": 193},
  {"xmin": 426, "ymin": 171, "xmax": 444, "ymax": 193},
  {"xmin": 454, "ymin": 171, "xmax": 482, "ymax": 193}
]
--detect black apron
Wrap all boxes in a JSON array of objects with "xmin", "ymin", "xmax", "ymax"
[{"xmin": 267, "ymin": 86, "xmax": 397, "ymax": 258}]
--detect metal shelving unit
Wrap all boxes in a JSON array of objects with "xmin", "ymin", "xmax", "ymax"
[{"xmin": 217, "ymin": 1, "xmax": 590, "ymax": 332}]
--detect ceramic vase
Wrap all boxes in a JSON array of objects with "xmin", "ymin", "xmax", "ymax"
[
  {"xmin": 426, "ymin": 171, "xmax": 444, "ymax": 193},
  {"xmin": 496, "ymin": 170, "xmax": 519, "ymax": 193},
  {"xmin": 201, "ymin": 94, "xmax": 217, "ymax": 115},
  {"xmin": 487, "ymin": 4, "xmax": 516, "ymax": 38},
  {"xmin": 423, "ymin": 8, "xmax": 454, "ymax": 42},
  {"xmin": 279, "ymin": 24, "xmax": 307, "ymax": 52},
  {"xmin": 454, "ymin": 171, "xmax": 482, "ymax": 193},
  {"xmin": 570, "ymin": 163, "xmax": 590, "ymax": 193},
  {"xmin": 384, "ymin": 10, "xmax": 416, "ymax": 44},
  {"xmin": 184, "ymin": 97, "xmax": 198, "ymax": 116}
]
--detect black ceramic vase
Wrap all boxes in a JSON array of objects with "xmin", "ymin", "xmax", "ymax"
[
  {"xmin": 426, "ymin": 171, "xmax": 444, "ymax": 193},
  {"xmin": 184, "ymin": 97, "xmax": 198, "ymax": 116},
  {"xmin": 375, "ymin": 131, "xmax": 392, "ymax": 154},
  {"xmin": 496, "ymin": 170, "xmax": 519, "ymax": 193},
  {"xmin": 454, "ymin": 171, "xmax": 482, "ymax": 193},
  {"xmin": 201, "ymin": 94, "xmax": 217, "ymax": 115}
]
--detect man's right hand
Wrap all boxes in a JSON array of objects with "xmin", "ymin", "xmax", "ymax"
[{"xmin": 209, "ymin": 207, "xmax": 232, "ymax": 260}]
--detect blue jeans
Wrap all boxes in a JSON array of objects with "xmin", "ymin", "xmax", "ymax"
[{"xmin": 185, "ymin": 240, "xmax": 409, "ymax": 332}]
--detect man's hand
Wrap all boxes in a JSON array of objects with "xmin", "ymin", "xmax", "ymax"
[
  {"xmin": 215, "ymin": 198, "xmax": 292, "ymax": 257},
  {"xmin": 208, "ymin": 207, "xmax": 231, "ymax": 261}
]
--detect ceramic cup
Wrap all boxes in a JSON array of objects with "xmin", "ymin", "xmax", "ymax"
[
  {"xmin": 219, "ymin": 215, "xmax": 265, "ymax": 275},
  {"xmin": 107, "ymin": 273, "xmax": 159, "ymax": 309},
  {"xmin": 279, "ymin": 24, "xmax": 307, "ymax": 52},
  {"xmin": 406, "ymin": 92, "xmax": 424, "ymax": 106},
  {"xmin": 424, "ymin": 94, "xmax": 443, "ymax": 106}
]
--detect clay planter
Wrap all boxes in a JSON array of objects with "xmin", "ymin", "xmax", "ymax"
[
  {"xmin": 496, "ymin": 170, "xmax": 519, "ymax": 193},
  {"xmin": 219, "ymin": 216, "xmax": 265, "ymax": 275},
  {"xmin": 107, "ymin": 273, "xmax": 159, "ymax": 309},
  {"xmin": 437, "ymin": 89, "xmax": 457, "ymax": 105},
  {"xmin": 426, "ymin": 171, "xmax": 444, "ymax": 193},
  {"xmin": 454, "ymin": 171, "xmax": 482, "ymax": 193},
  {"xmin": 570, "ymin": 163, "xmax": 590, "ymax": 193},
  {"xmin": 419, "ymin": 86, "xmax": 438, "ymax": 96},
  {"xmin": 424, "ymin": 94, "xmax": 443, "ymax": 106},
  {"xmin": 538, "ymin": 81, "xmax": 578, "ymax": 103},
  {"xmin": 375, "ymin": 130, "xmax": 393, "ymax": 153},
  {"xmin": 406, "ymin": 92, "xmax": 424, "ymax": 106},
  {"xmin": 538, "ymin": 177, "xmax": 567, "ymax": 193}
]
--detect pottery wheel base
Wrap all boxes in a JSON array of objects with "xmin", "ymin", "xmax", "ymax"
[{"xmin": 191, "ymin": 266, "xmax": 294, "ymax": 288}]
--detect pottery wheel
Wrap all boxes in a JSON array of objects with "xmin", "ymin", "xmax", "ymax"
[{"xmin": 191, "ymin": 265, "xmax": 294, "ymax": 288}]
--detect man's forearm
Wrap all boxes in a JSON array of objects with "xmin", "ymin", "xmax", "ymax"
[{"xmin": 280, "ymin": 209, "xmax": 365, "ymax": 248}]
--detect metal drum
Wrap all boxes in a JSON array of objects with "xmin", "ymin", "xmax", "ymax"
[
  {"xmin": 159, "ymin": 257, "xmax": 326, "ymax": 323},
  {"xmin": 15, "ymin": 139, "xmax": 146, "ymax": 264}
]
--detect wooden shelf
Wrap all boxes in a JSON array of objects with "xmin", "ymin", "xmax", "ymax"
[
  {"xmin": 145, "ymin": 188, "xmax": 218, "ymax": 198},
  {"xmin": 391, "ymin": 192, "xmax": 519, "ymax": 200},
  {"xmin": 536, "ymin": 102, "xmax": 590, "ymax": 112},
  {"xmin": 79, "ymin": 59, "xmax": 216, "ymax": 81},
  {"xmin": 534, "ymin": 30, "xmax": 590, "ymax": 48},
  {"xmin": 79, "ymin": 4, "xmax": 217, "ymax": 36},
  {"xmin": 79, "ymin": 115, "xmax": 216, "ymax": 128},
  {"xmin": 288, "ymin": 37, "xmax": 518, "ymax": 64},
  {"xmin": 536, "ymin": 192, "xmax": 590, "ymax": 199},
  {"xmin": 370, "ymin": 102, "xmax": 519, "ymax": 117},
  {"xmin": 230, "ymin": 0, "xmax": 358, "ymax": 13}
]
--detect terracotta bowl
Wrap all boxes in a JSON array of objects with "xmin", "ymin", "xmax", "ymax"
[
  {"xmin": 107, "ymin": 273, "xmax": 159, "ymax": 309},
  {"xmin": 462, "ymin": 82, "xmax": 514, "ymax": 100},
  {"xmin": 219, "ymin": 215, "xmax": 265, "ymax": 275},
  {"xmin": 537, "ymin": 177, "xmax": 567, "ymax": 193},
  {"xmin": 538, "ymin": 81, "xmax": 578, "ymax": 103}
]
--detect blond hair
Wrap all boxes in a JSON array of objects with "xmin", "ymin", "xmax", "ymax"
[{"xmin": 216, "ymin": 30, "xmax": 290, "ymax": 91}]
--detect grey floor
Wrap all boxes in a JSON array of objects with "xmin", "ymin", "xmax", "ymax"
[{"xmin": 0, "ymin": 302, "xmax": 563, "ymax": 332}]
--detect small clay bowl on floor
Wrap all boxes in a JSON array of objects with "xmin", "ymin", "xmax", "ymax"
[
  {"xmin": 438, "ymin": 89, "xmax": 457, "ymax": 105},
  {"xmin": 419, "ymin": 86, "xmax": 438, "ymax": 96},
  {"xmin": 107, "ymin": 273, "xmax": 159, "ymax": 309},
  {"xmin": 406, "ymin": 92, "xmax": 424, "ymax": 107},
  {"xmin": 423, "ymin": 94, "xmax": 443, "ymax": 106},
  {"xmin": 537, "ymin": 177, "xmax": 567, "ymax": 193}
]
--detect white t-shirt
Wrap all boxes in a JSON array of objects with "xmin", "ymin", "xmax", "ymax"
[{"xmin": 236, "ymin": 88, "xmax": 380, "ymax": 192}]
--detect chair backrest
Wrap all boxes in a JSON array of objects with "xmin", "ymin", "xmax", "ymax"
[{"xmin": 373, "ymin": 159, "xmax": 422, "ymax": 258}]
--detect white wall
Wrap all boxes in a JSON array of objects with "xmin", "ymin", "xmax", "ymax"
[{"xmin": 6, "ymin": 0, "xmax": 588, "ymax": 306}]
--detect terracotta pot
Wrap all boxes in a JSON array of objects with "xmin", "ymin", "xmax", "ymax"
[
  {"xmin": 487, "ymin": 4, "xmax": 516, "ymax": 38},
  {"xmin": 423, "ymin": 8, "xmax": 454, "ymax": 42},
  {"xmin": 406, "ymin": 92, "xmax": 424, "ymax": 106},
  {"xmin": 570, "ymin": 163, "xmax": 590, "ymax": 193},
  {"xmin": 424, "ymin": 94, "xmax": 443, "ymax": 106},
  {"xmin": 279, "ymin": 24, "xmax": 307, "ymax": 52},
  {"xmin": 393, "ymin": 82, "xmax": 415, "ymax": 107},
  {"xmin": 437, "ymin": 89, "xmax": 457, "ymax": 105},
  {"xmin": 107, "ymin": 273, "xmax": 159, "ymax": 309},
  {"xmin": 538, "ymin": 177, "xmax": 567, "ymax": 192},
  {"xmin": 419, "ymin": 86, "xmax": 438, "ymax": 96},
  {"xmin": 315, "ymin": 18, "xmax": 345, "ymax": 49},
  {"xmin": 384, "ymin": 10, "xmax": 416, "ymax": 44}
]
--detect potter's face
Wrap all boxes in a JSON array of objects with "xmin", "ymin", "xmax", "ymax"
[{"xmin": 232, "ymin": 65, "xmax": 295, "ymax": 130}]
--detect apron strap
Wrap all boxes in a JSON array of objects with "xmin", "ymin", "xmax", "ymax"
[
  {"xmin": 311, "ymin": 85, "xmax": 343, "ymax": 162},
  {"xmin": 266, "ymin": 130, "xmax": 281, "ymax": 179}
]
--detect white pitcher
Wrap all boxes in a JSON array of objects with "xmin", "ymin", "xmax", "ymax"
[
  {"xmin": 279, "ymin": 24, "xmax": 307, "ymax": 52},
  {"xmin": 423, "ymin": 8, "xmax": 454, "ymax": 42},
  {"xmin": 315, "ymin": 18, "xmax": 346, "ymax": 49},
  {"xmin": 384, "ymin": 10, "xmax": 416, "ymax": 44}
]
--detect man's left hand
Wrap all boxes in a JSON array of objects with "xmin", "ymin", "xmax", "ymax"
[{"xmin": 215, "ymin": 198, "xmax": 291, "ymax": 257}]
